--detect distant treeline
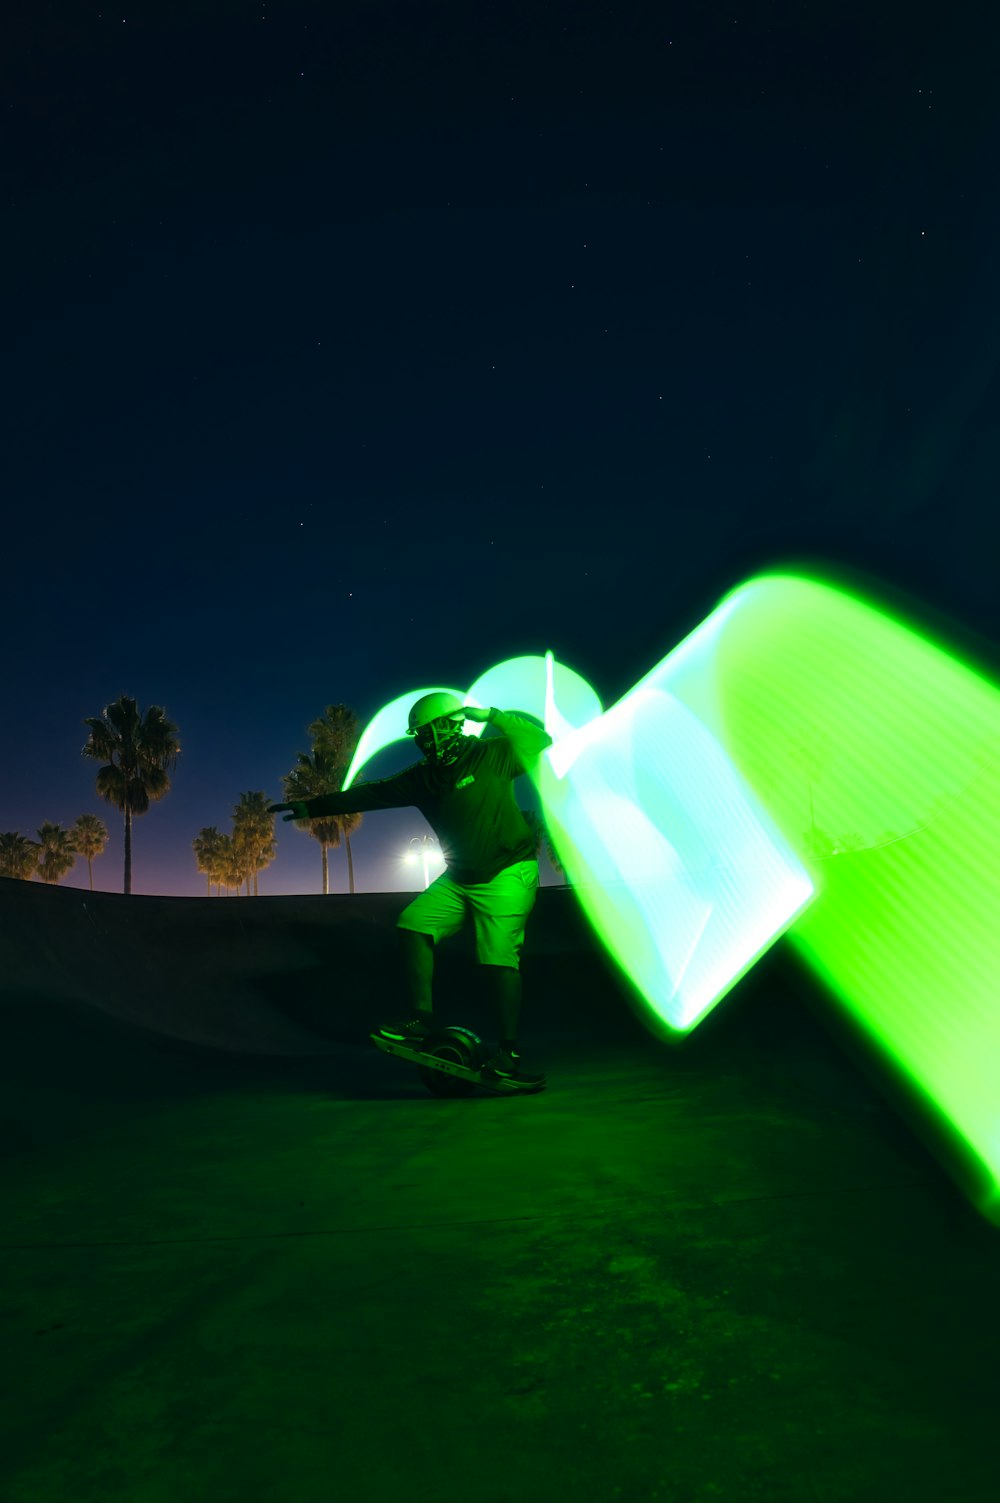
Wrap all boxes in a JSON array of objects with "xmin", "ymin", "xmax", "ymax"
[
  {"xmin": 2, "ymin": 695, "xmax": 563, "ymax": 897},
  {"xmin": 1, "ymin": 695, "xmax": 365, "ymax": 897},
  {"xmin": 0, "ymin": 815, "xmax": 108, "ymax": 889}
]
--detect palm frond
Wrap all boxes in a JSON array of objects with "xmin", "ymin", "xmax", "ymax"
[{"xmin": 95, "ymin": 764, "xmax": 128, "ymax": 808}]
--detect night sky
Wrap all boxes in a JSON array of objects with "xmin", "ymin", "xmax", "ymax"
[{"xmin": 4, "ymin": 1, "xmax": 998, "ymax": 897}]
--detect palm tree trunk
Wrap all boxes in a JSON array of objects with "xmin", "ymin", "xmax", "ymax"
[
  {"xmin": 88, "ymin": 856, "xmax": 94, "ymax": 892},
  {"xmin": 345, "ymin": 833, "xmax": 355, "ymax": 894},
  {"xmin": 322, "ymin": 843, "xmax": 329, "ymax": 895},
  {"xmin": 124, "ymin": 806, "xmax": 132, "ymax": 895}
]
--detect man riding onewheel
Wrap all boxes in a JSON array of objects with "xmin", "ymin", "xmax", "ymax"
[{"xmin": 269, "ymin": 692, "xmax": 552, "ymax": 1086}]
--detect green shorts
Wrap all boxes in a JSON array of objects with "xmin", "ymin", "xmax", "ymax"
[{"xmin": 397, "ymin": 860, "xmax": 540, "ymax": 969}]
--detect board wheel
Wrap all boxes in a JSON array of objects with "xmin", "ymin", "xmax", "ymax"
[{"xmin": 418, "ymin": 1026, "xmax": 487, "ymax": 1098}]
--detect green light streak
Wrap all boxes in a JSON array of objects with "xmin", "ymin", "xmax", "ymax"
[
  {"xmin": 706, "ymin": 574, "xmax": 1000, "ymax": 1223},
  {"xmin": 342, "ymin": 644, "xmax": 814, "ymax": 1037},
  {"xmin": 469, "ymin": 653, "xmax": 603, "ymax": 741},
  {"xmin": 535, "ymin": 664, "xmax": 814, "ymax": 1039},
  {"xmin": 341, "ymin": 574, "xmax": 1000, "ymax": 1223},
  {"xmin": 342, "ymin": 686, "xmax": 475, "ymax": 791},
  {"xmin": 342, "ymin": 657, "xmax": 602, "ymax": 789}
]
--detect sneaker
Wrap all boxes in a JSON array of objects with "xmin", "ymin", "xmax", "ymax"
[
  {"xmin": 481, "ymin": 1045, "xmax": 546, "ymax": 1088},
  {"xmin": 377, "ymin": 1015, "xmax": 434, "ymax": 1045}
]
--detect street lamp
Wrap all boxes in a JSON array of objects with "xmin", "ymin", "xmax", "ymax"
[{"xmin": 404, "ymin": 834, "xmax": 441, "ymax": 889}]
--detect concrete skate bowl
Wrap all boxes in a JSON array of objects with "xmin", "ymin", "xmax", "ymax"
[
  {"xmin": 0, "ymin": 877, "xmax": 902, "ymax": 1165},
  {"xmin": 0, "ymin": 876, "xmax": 672, "ymax": 1052},
  {"xmin": 1, "ymin": 874, "xmax": 689, "ymax": 1058},
  {"xmin": 2, "ymin": 876, "xmax": 722, "ymax": 1152}
]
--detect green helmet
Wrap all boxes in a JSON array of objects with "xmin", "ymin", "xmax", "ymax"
[
  {"xmin": 407, "ymin": 692, "xmax": 467, "ymax": 763},
  {"xmin": 407, "ymin": 692, "xmax": 465, "ymax": 734}
]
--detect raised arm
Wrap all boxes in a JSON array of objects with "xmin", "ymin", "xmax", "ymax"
[{"xmin": 464, "ymin": 705, "xmax": 553, "ymax": 771}]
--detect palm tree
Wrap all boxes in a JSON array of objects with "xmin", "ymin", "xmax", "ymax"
[
  {"xmin": 307, "ymin": 704, "xmax": 363, "ymax": 893},
  {"xmin": 82, "ymin": 696, "xmax": 181, "ymax": 894},
  {"xmin": 193, "ymin": 826, "xmax": 225, "ymax": 895},
  {"xmin": 36, "ymin": 822, "xmax": 78, "ymax": 885},
  {"xmin": 73, "ymin": 813, "xmax": 109, "ymax": 891},
  {"xmin": 309, "ymin": 703, "xmax": 361, "ymax": 764},
  {"xmin": 0, "ymin": 832, "xmax": 40, "ymax": 880},
  {"xmin": 216, "ymin": 832, "xmax": 247, "ymax": 896},
  {"xmin": 232, "ymin": 791, "xmax": 277, "ymax": 896},
  {"xmin": 281, "ymin": 748, "xmax": 350, "ymax": 889}
]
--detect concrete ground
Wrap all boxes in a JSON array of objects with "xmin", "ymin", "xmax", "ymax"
[{"xmin": 2, "ymin": 883, "xmax": 999, "ymax": 1502}]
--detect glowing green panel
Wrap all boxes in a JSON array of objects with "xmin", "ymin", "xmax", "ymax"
[
  {"xmin": 468, "ymin": 654, "xmax": 603, "ymax": 739},
  {"xmin": 701, "ymin": 574, "xmax": 1000, "ymax": 1221},
  {"xmin": 535, "ymin": 652, "xmax": 815, "ymax": 1038}
]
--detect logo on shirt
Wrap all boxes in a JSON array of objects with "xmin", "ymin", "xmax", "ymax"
[{"xmin": 455, "ymin": 775, "xmax": 476, "ymax": 789}]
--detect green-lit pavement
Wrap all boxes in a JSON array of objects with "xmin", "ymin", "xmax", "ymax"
[{"xmin": 4, "ymin": 989, "xmax": 998, "ymax": 1503}]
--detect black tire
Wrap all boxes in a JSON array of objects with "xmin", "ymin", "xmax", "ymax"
[{"xmin": 418, "ymin": 1027, "xmax": 487, "ymax": 1098}]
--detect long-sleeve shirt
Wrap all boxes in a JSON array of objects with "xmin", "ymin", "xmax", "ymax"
[{"xmin": 304, "ymin": 709, "xmax": 553, "ymax": 885}]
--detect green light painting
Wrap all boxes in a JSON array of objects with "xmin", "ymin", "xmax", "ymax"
[
  {"xmin": 341, "ymin": 644, "xmax": 814, "ymax": 1038},
  {"xmin": 469, "ymin": 653, "xmax": 603, "ymax": 742},
  {"xmin": 535, "ymin": 664, "xmax": 815, "ymax": 1036},
  {"xmin": 705, "ymin": 574, "xmax": 1000, "ymax": 1224},
  {"xmin": 342, "ymin": 656, "xmax": 603, "ymax": 790},
  {"xmin": 342, "ymin": 686, "xmax": 475, "ymax": 791},
  {"xmin": 342, "ymin": 573, "xmax": 1000, "ymax": 1223}
]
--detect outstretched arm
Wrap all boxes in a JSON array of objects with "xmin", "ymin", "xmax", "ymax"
[
  {"xmin": 268, "ymin": 791, "xmax": 366, "ymax": 822},
  {"xmin": 269, "ymin": 768, "xmax": 418, "ymax": 822},
  {"xmin": 269, "ymin": 799, "xmax": 310, "ymax": 823}
]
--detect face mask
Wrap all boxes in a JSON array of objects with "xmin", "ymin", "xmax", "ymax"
[{"xmin": 416, "ymin": 715, "xmax": 466, "ymax": 764}]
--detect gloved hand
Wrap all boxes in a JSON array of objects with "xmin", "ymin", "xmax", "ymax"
[{"xmin": 268, "ymin": 800, "xmax": 309, "ymax": 822}]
